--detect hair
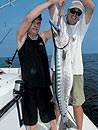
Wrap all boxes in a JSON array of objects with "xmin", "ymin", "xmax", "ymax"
[{"xmin": 32, "ymin": 14, "xmax": 42, "ymax": 23}]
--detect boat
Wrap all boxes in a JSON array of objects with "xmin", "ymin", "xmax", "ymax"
[{"xmin": 0, "ymin": 67, "xmax": 98, "ymax": 130}]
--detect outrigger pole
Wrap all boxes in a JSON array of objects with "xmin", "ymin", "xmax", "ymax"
[
  {"xmin": 0, "ymin": 0, "xmax": 16, "ymax": 9},
  {"xmin": 0, "ymin": 27, "xmax": 13, "ymax": 45}
]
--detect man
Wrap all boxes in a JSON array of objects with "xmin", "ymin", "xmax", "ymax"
[
  {"xmin": 48, "ymin": 0, "xmax": 95, "ymax": 130},
  {"xmin": 16, "ymin": 1, "xmax": 60, "ymax": 130}
]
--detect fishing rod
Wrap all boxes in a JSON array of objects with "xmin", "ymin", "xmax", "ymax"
[
  {"xmin": 0, "ymin": 27, "xmax": 13, "ymax": 45},
  {"xmin": 0, "ymin": 0, "xmax": 16, "ymax": 9},
  {"xmin": 5, "ymin": 49, "xmax": 18, "ymax": 68}
]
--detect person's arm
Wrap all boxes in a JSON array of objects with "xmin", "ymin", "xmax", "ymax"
[
  {"xmin": 40, "ymin": 1, "xmax": 67, "ymax": 45},
  {"xmin": 40, "ymin": 29, "xmax": 52, "ymax": 44},
  {"xmin": 16, "ymin": 1, "xmax": 57, "ymax": 49},
  {"xmin": 80, "ymin": 0, "xmax": 95, "ymax": 24},
  {"xmin": 48, "ymin": 4, "xmax": 56, "ymax": 20},
  {"xmin": 48, "ymin": 0, "xmax": 67, "ymax": 20}
]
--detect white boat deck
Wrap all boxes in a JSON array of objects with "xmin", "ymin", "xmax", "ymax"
[{"xmin": 0, "ymin": 68, "xmax": 97, "ymax": 130}]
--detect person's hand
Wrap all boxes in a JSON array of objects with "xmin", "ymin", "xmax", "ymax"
[
  {"xmin": 47, "ymin": 0, "xmax": 59, "ymax": 5},
  {"xmin": 58, "ymin": 0, "xmax": 67, "ymax": 8}
]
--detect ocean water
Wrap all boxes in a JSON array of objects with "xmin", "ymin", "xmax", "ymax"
[
  {"xmin": 82, "ymin": 53, "xmax": 98, "ymax": 128},
  {"xmin": 0, "ymin": 53, "xmax": 98, "ymax": 128}
]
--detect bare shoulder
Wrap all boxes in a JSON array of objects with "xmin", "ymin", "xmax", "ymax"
[
  {"xmin": 40, "ymin": 29, "xmax": 52, "ymax": 44},
  {"xmin": 17, "ymin": 33, "xmax": 27, "ymax": 49}
]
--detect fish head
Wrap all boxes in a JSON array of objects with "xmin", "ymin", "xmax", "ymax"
[
  {"xmin": 50, "ymin": 16, "xmax": 69, "ymax": 49},
  {"xmin": 49, "ymin": 20, "xmax": 60, "ymax": 38}
]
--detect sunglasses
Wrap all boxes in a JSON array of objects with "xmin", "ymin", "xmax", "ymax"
[{"xmin": 69, "ymin": 9, "xmax": 82, "ymax": 16}]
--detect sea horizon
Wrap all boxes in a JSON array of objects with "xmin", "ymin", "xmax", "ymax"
[{"xmin": 0, "ymin": 52, "xmax": 98, "ymax": 58}]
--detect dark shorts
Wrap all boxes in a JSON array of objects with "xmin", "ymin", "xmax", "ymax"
[{"xmin": 21, "ymin": 87, "xmax": 56, "ymax": 126}]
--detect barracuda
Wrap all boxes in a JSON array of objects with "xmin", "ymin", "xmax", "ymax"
[{"xmin": 50, "ymin": 15, "xmax": 73, "ymax": 127}]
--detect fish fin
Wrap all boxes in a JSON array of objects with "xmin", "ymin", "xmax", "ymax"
[
  {"xmin": 62, "ymin": 50, "xmax": 66, "ymax": 60},
  {"xmin": 50, "ymin": 94, "xmax": 57, "ymax": 103},
  {"xmin": 59, "ymin": 117, "xmax": 77, "ymax": 129},
  {"xmin": 66, "ymin": 118, "xmax": 77, "ymax": 129},
  {"xmin": 68, "ymin": 96, "xmax": 74, "ymax": 106}
]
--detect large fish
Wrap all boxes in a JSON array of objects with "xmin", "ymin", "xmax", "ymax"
[{"xmin": 50, "ymin": 13, "xmax": 73, "ymax": 128}]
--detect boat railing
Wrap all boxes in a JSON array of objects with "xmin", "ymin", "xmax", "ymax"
[
  {"xmin": 0, "ymin": 94, "xmax": 23, "ymax": 127},
  {"xmin": 0, "ymin": 79, "xmax": 25, "ymax": 127}
]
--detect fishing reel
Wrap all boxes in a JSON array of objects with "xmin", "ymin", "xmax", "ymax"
[
  {"xmin": 5, "ymin": 58, "xmax": 12, "ymax": 68},
  {"xmin": 13, "ymin": 80, "xmax": 26, "ymax": 98}
]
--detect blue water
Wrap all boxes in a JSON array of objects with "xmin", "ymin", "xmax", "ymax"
[
  {"xmin": 0, "ymin": 53, "xmax": 98, "ymax": 128},
  {"xmin": 82, "ymin": 54, "xmax": 98, "ymax": 128}
]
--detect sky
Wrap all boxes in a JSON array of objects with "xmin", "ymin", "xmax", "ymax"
[{"xmin": 0, "ymin": 0, "xmax": 98, "ymax": 57}]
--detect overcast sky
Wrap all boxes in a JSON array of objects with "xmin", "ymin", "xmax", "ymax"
[{"xmin": 0, "ymin": 0, "xmax": 98, "ymax": 57}]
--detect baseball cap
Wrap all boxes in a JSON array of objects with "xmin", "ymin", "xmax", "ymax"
[{"xmin": 69, "ymin": 1, "xmax": 84, "ymax": 12}]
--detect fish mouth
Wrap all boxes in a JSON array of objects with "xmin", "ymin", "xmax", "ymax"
[
  {"xmin": 49, "ymin": 20, "xmax": 60, "ymax": 35},
  {"xmin": 50, "ymin": 20, "xmax": 70, "ymax": 49}
]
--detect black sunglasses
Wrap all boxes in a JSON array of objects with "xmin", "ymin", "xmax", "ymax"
[{"xmin": 69, "ymin": 9, "xmax": 82, "ymax": 16}]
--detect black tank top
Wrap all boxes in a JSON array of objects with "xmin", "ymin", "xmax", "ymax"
[{"xmin": 18, "ymin": 34, "xmax": 51, "ymax": 88}]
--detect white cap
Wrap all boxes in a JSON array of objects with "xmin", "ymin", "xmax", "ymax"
[{"xmin": 69, "ymin": 1, "xmax": 84, "ymax": 12}]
